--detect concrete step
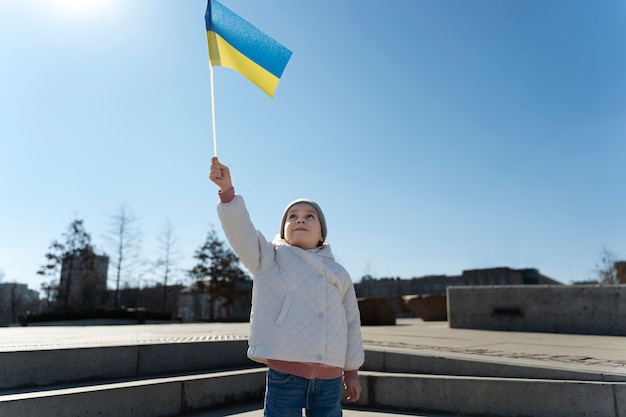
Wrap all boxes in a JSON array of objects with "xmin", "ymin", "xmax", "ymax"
[
  {"xmin": 3, "ymin": 365, "xmax": 624, "ymax": 417},
  {"xmin": 3, "ymin": 340, "xmax": 626, "ymax": 417},
  {"xmin": 355, "ymin": 370, "xmax": 626, "ymax": 417},
  {"xmin": 0, "ymin": 340, "xmax": 260, "ymax": 391},
  {"xmin": 0, "ymin": 368, "xmax": 266, "ymax": 417},
  {"xmin": 364, "ymin": 347, "xmax": 626, "ymax": 382},
  {"xmin": 4, "ymin": 339, "xmax": 623, "ymax": 394}
]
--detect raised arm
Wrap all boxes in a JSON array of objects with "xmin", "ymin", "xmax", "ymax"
[{"xmin": 209, "ymin": 156, "xmax": 274, "ymax": 275}]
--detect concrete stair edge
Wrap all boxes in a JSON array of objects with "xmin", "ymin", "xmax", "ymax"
[
  {"xmin": 0, "ymin": 368, "xmax": 267, "ymax": 417},
  {"xmin": 363, "ymin": 348, "xmax": 626, "ymax": 382},
  {"xmin": 354, "ymin": 371, "xmax": 626, "ymax": 417},
  {"xmin": 0, "ymin": 340, "xmax": 260, "ymax": 391},
  {"xmin": 4, "ymin": 341, "xmax": 622, "ymax": 394},
  {"xmin": 3, "ymin": 366, "xmax": 626, "ymax": 417}
]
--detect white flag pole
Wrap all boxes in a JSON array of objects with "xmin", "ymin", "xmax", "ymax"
[{"xmin": 209, "ymin": 62, "xmax": 217, "ymax": 157}]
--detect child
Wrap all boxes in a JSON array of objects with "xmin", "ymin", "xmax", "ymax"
[{"xmin": 209, "ymin": 156, "xmax": 364, "ymax": 417}]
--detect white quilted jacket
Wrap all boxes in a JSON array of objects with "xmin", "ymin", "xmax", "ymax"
[{"xmin": 217, "ymin": 194, "xmax": 364, "ymax": 371}]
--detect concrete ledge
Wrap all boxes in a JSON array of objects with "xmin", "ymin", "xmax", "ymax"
[
  {"xmin": 183, "ymin": 369, "xmax": 266, "ymax": 412},
  {"xmin": 0, "ymin": 380, "xmax": 184, "ymax": 417},
  {"xmin": 0, "ymin": 346, "xmax": 138, "ymax": 390},
  {"xmin": 363, "ymin": 348, "xmax": 626, "ymax": 382},
  {"xmin": 447, "ymin": 285, "xmax": 626, "ymax": 335},
  {"xmin": 354, "ymin": 371, "xmax": 626, "ymax": 417},
  {"xmin": 0, "ymin": 369, "xmax": 266, "ymax": 417},
  {"xmin": 4, "ymin": 360, "xmax": 625, "ymax": 417},
  {"xmin": 137, "ymin": 340, "xmax": 255, "ymax": 376},
  {"xmin": 0, "ymin": 340, "xmax": 257, "ymax": 391}
]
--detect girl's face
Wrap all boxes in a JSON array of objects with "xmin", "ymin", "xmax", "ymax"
[{"xmin": 283, "ymin": 203, "xmax": 323, "ymax": 249}]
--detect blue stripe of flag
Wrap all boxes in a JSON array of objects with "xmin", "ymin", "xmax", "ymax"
[{"xmin": 205, "ymin": 0, "xmax": 292, "ymax": 79}]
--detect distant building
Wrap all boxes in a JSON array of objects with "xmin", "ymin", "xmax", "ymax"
[
  {"xmin": 0, "ymin": 283, "xmax": 40, "ymax": 325},
  {"xmin": 115, "ymin": 284, "xmax": 185, "ymax": 314},
  {"xmin": 355, "ymin": 267, "xmax": 561, "ymax": 299},
  {"xmin": 178, "ymin": 279, "xmax": 252, "ymax": 322},
  {"xmin": 58, "ymin": 249, "xmax": 109, "ymax": 310},
  {"xmin": 616, "ymin": 261, "xmax": 626, "ymax": 284},
  {"xmin": 178, "ymin": 267, "xmax": 561, "ymax": 321}
]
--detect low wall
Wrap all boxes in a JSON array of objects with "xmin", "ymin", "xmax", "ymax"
[
  {"xmin": 355, "ymin": 371, "xmax": 626, "ymax": 417},
  {"xmin": 447, "ymin": 285, "xmax": 626, "ymax": 336}
]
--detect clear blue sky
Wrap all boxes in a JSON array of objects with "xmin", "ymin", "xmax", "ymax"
[{"xmin": 1, "ymin": 0, "xmax": 625, "ymax": 294}]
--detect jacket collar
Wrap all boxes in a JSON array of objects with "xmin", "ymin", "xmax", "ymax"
[{"xmin": 272, "ymin": 235, "xmax": 335, "ymax": 261}]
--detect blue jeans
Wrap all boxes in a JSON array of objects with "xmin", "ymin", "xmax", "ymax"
[{"xmin": 264, "ymin": 369, "xmax": 343, "ymax": 417}]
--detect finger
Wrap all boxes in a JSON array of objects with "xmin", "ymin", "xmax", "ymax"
[
  {"xmin": 209, "ymin": 168, "xmax": 221, "ymax": 180},
  {"xmin": 348, "ymin": 389, "xmax": 358, "ymax": 401},
  {"xmin": 349, "ymin": 387, "xmax": 361, "ymax": 402}
]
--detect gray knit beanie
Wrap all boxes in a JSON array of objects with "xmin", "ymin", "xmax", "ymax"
[{"xmin": 280, "ymin": 198, "xmax": 327, "ymax": 243}]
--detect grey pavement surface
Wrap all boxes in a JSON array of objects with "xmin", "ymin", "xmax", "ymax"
[{"xmin": 2, "ymin": 318, "xmax": 625, "ymax": 378}]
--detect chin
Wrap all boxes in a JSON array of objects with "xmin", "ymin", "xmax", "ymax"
[{"xmin": 288, "ymin": 240, "xmax": 315, "ymax": 249}]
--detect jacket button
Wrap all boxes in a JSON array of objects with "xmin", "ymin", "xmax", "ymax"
[
  {"xmin": 317, "ymin": 354, "xmax": 323, "ymax": 360},
  {"xmin": 318, "ymin": 312, "xmax": 324, "ymax": 317}
]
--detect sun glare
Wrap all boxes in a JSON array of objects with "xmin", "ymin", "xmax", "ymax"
[{"xmin": 44, "ymin": 0, "xmax": 119, "ymax": 19}]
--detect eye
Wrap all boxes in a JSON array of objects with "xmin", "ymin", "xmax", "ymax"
[{"xmin": 307, "ymin": 214, "xmax": 316, "ymax": 220}]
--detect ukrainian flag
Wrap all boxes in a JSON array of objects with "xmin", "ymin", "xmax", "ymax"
[{"xmin": 205, "ymin": 0, "xmax": 292, "ymax": 98}]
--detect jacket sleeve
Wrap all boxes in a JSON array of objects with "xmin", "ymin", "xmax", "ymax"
[
  {"xmin": 342, "ymin": 278, "xmax": 365, "ymax": 371},
  {"xmin": 216, "ymin": 194, "xmax": 275, "ymax": 275}
]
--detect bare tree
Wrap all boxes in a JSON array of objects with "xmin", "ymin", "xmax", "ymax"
[
  {"xmin": 156, "ymin": 220, "xmax": 180, "ymax": 310},
  {"xmin": 40, "ymin": 279, "xmax": 58, "ymax": 310},
  {"xmin": 593, "ymin": 246, "xmax": 619, "ymax": 284},
  {"xmin": 104, "ymin": 202, "xmax": 142, "ymax": 309}
]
